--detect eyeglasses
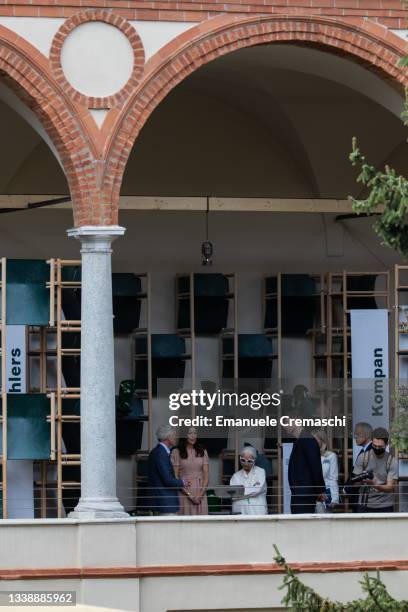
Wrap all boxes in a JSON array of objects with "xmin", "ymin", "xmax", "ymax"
[{"xmin": 239, "ymin": 457, "xmax": 255, "ymax": 464}]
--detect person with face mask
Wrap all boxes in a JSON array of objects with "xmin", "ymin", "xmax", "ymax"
[{"xmin": 353, "ymin": 427, "xmax": 398, "ymax": 513}]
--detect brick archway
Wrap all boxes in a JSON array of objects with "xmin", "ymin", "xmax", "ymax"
[
  {"xmin": 104, "ymin": 13, "xmax": 408, "ymax": 223},
  {"xmin": 0, "ymin": 24, "xmax": 100, "ymax": 226}
]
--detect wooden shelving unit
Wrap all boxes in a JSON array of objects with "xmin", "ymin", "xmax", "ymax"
[
  {"xmin": 130, "ymin": 273, "xmax": 152, "ymax": 450},
  {"xmin": 0, "ymin": 259, "xmax": 59, "ymax": 518},
  {"xmin": 176, "ymin": 272, "xmax": 238, "ymax": 455},
  {"xmin": 262, "ymin": 273, "xmax": 282, "ymax": 380},
  {"xmin": 394, "ymin": 265, "xmax": 408, "ymax": 388},
  {"xmin": 48, "ymin": 258, "xmax": 81, "ymax": 518},
  {"xmin": 176, "ymin": 273, "xmax": 238, "ymax": 393},
  {"xmin": 262, "ymin": 273, "xmax": 282, "ymax": 513},
  {"xmin": 263, "ymin": 273, "xmax": 327, "ymax": 513},
  {"xmin": 0, "ymin": 258, "xmax": 6, "ymax": 518},
  {"xmin": 393, "ymin": 265, "xmax": 408, "ymax": 512},
  {"xmin": 309, "ymin": 273, "xmax": 327, "ymax": 380},
  {"xmin": 326, "ymin": 271, "xmax": 390, "ymax": 486}
]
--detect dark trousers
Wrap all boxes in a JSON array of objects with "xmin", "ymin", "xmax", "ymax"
[
  {"xmin": 290, "ymin": 495, "xmax": 317, "ymax": 514},
  {"xmin": 365, "ymin": 506, "xmax": 394, "ymax": 513}
]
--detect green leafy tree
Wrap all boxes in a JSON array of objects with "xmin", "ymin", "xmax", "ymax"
[
  {"xmin": 391, "ymin": 390, "xmax": 408, "ymax": 455},
  {"xmin": 349, "ymin": 40, "xmax": 408, "ymax": 258},
  {"xmin": 274, "ymin": 546, "xmax": 408, "ymax": 610}
]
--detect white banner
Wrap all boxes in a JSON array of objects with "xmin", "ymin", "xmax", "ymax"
[
  {"xmin": 5, "ymin": 325, "xmax": 26, "ymax": 393},
  {"xmin": 350, "ymin": 309, "xmax": 389, "ymax": 461},
  {"xmin": 5, "ymin": 325, "xmax": 34, "ymax": 519}
]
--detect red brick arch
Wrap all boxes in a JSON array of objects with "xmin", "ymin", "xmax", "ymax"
[
  {"xmin": 0, "ymin": 23, "xmax": 101, "ymax": 226},
  {"xmin": 103, "ymin": 13, "xmax": 408, "ymax": 224}
]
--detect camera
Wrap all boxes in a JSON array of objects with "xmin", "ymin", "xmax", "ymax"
[{"xmin": 349, "ymin": 470, "xmax": 374, "ymax": 484}]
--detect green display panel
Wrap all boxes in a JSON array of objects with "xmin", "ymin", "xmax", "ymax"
[
  {"xmin": 0, "ymin": 394, "xmax": 50, "ymax": 460},
  {"xmin": 5, "ymin": 260, "xmax": 49, "ymax": 325}
]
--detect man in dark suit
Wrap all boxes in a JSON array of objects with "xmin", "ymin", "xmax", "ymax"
[
  {"xmin": 288, "ymin": 425, "xmax": 326, "ymax": 514},
  {"xmin": 148, "ymin": 425, "xmax": 189, "ymax": 515}
]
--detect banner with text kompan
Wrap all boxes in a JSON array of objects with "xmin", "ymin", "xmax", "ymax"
[{"xmin": 350, "ymin": 309, "xmax": 389, "ymax": 461}]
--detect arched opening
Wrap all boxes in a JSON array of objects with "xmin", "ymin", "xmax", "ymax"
[
  {"xmin": 122, "ymin": 44, "xmax": 407, "ymax": 199},
  {"xmin": 0, "ymin": 24, "xmax": 99, "ymax": 226},
  {"xmin": 113, "ymin": 30, "xmax": 408, "ymax": 514},
  {"xmin": 117, "ymin": 40, "xmax": 408, "ymax": 288},
  {"xmin": 0, "ymin": 87, "xmax": 68, "ymax": 197},
  {"xmin": 0, "ymin": 28, "xmax": 101, "ymax": 519},
  {"xmin": 0, "ymin": 90, "xmax": 72, "ymax": 258}
]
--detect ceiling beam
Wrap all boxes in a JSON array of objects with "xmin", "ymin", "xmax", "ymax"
[{"xmin": 0, "ymin": 195, "xmax": 381, "ymax": 213}]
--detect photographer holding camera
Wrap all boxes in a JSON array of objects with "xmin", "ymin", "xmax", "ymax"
[{"xmin": 351, "ymin": 427, "xmax": 398, "ymax": 513}]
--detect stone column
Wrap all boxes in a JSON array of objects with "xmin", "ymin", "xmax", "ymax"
[{"xmin": 67, "ymin": 225, "xmax": 128, "ymax": 518}]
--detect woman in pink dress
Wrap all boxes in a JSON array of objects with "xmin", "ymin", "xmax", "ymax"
[{"xmin": 171, "ymin": 427, "xmax": 209, "ymax": 515}]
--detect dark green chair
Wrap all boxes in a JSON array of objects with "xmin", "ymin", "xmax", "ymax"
[
  {"xmin": 177, "ymin": 274, "xmax": 229, "ymax": 334},
  {"xmin": 61, "ymin": 267, "xmax": 142, "ymax": 333},
  {"xmin": 265, "ymin": 274, "xmax": 317, "ymax": 335},
  {"xmin": 222, "ymin": 334, "xmax": 273, "ymax": 380},
  {"xmin": 135, "ymin": 335, "xmax": 186, "ymax": 396},
  {"xmin": 116, "ymin": 380, "xmax": 146, "ymax": 455},
  {"xmin": 60, "ymin": 269, "xmax": 143, "ymax": 388},
  {"xmin": 112, "ymin": 274, "xmax": 142, "ymax": 334},
  {"xmin": 4, "ymin": 260, "xmax": 49, "ymax": 325}
]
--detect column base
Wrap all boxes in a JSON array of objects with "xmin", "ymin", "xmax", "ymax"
[{"xmin": 68, "ymin": 497, "xmax": 129, "ymax": 519}]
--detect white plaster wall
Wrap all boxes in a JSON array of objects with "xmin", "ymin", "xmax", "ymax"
[
  {"xmin": 0, "ymin": 17, "xmax": 64, "ymax": 56},
  {"xmin": 140, "ymin": 572, "xmax": 408, "ymax": 612},
  {"xmin": 0, "ymin": 17, "xmax": 195, "ymax": 61},
  {"xmin": 133, "ymin": 514, "xmax": 408, "ymax": 565},
  {"xmin": 90, "ymin": 109, "xmax": 108, "ymax": 128},
  {"xmin": 0, "ymin": 516, "xmax": 407, "ymax": 611},
  {"xmin": 392, "ymin": 29, "xmax": 408, "ymax": 42},
  {"xmin": 61, "ymin": 21, "xmax": 134, "ymax": 98},
  {"xmin": 131, "ymin": 20, "xmax": 198, "ymax": 60}
]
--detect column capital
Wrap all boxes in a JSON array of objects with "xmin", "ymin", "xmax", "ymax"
[{"xmin": 67, "ymin": 225, "xmax": 126, "ymax": 253}]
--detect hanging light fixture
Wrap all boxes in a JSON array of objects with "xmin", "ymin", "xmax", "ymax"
[{"xmin": 201, "ymin": 195, "xmax": 213, "ymax": 266}]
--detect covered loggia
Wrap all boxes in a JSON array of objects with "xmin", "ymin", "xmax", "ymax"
[
  {"xmin": 0, "ymin": 87, "xmax": 69, "ymax": 519},
  {"xmin": 112, "ymin": 41, "xmax": 408, "ymax": 512},
  {"xmin": 0, "ymin": 32, "xmax": 407, "ymax": 516},
  {"xmin": 0, "ymin": 78, "xmax": 149, "ymax": 517}
]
